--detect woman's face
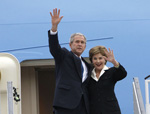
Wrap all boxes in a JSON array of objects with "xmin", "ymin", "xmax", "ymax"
[{"xmin": 92, "ymin": 53, "xmax": 106, "ymax": 71}]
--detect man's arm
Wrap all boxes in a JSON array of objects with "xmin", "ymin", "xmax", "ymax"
[{"xmin": 48, "ymin": 8, "xmax": 64, "ymax": 62}]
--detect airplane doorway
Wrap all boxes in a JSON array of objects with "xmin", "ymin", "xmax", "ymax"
[
  {"xmin": 37, "ymin": 68, "xmax": 55, "ymax": 114},
  {"xmin": 21, "ymin": 59, "xmax": 56, "ymax": 114}
]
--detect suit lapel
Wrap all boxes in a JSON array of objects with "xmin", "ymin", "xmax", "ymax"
[
  {"xmin": 71, "ymin": 52, "xmax": 82, "ymax": 79},
  {"xmin": 99, "ymin": 69, "xmax": 109, "ymax": 80}
]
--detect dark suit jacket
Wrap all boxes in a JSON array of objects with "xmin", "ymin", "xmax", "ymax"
[
  {"xmin": 88, "ymin": 64, "xmax": 127, "ymax": 114},
  {"xmin": 48, "ymin": 31, "xmax": 91, "ymax": 113}
]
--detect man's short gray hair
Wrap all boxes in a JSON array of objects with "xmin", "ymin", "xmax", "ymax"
[{"xmin": 70, "ymin": 33, "xmax": 87, "ymax": 43}]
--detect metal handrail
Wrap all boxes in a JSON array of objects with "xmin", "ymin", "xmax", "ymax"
[
  {"xmin": 0, "ymin": 71, "xmax": 1, "ymax": 80},
  {"xmin": 145, "ymin": 76, "xmax": 150, "ymax": 114}
]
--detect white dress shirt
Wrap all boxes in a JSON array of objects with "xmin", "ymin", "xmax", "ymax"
[
  {"xmin": 91, "ymin": 65, "xmax": 109, "ymax": 82},
  {"xmin": 50, "ymin": 30, "xmax": 57, "ymax": 34}
]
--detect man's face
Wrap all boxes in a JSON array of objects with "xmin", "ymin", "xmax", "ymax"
[{"xmin": 69, "ymin": 35, "xmax": 86, "ymax": 57}]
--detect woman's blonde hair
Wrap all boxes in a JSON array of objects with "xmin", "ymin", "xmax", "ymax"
[{"xmin": 89, "ymin": 46, "xmax": 107, "ymax": 63}]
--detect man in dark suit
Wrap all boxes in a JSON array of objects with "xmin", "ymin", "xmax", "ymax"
[{"xmin": 48, "ymin": 8, "xmax": 91, "ymax": 114}]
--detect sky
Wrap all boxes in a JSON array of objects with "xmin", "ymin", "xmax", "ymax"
[{"xmin": 1, "ymin": 0, "xmax": 150, "ymax": 113}]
